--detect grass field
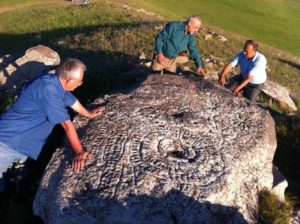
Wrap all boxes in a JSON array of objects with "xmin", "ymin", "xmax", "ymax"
[
  {"xmin": 0, "ymin": 0, "xmax": 39, "ymax": 8},
  {"xmin": 0, "ymin": 0, "xmax": 299, "ymax": 223},
  {"xmin": 0, "ymin": 0, "xmax": 299, "ymax": 93},
  {"xmin": 0, "ymin": 0, "xmax": 34, "ymax": 6},
  {"xmin": 122, "ymin": 0, "xmax": 300, "ymax": 57}
]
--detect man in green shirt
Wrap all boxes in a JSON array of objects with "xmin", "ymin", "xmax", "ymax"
[{"xmin": 151, "ymin": 16, "xmax": 206, "ymax": 75}]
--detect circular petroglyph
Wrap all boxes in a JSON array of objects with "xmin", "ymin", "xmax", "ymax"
[
  {"xmin": 67, "ymin": 74, "xmax": 267, "ymax": 199},
  {"xmin": 34, "ymin": 74, "xmax": 273, "ymax": 224}
]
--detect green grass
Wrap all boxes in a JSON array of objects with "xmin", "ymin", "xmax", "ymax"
[
  {"xmin": 122, "ymin": 0, "xmax": 300, "ymax": 57},
  {"xmin": 0, "ymin": 0, "xmax": 40, "ymax": 7},
  {"xmin": 0, "ymin": 1, "xmax": 300, "ymax": 223},
  {"xmin": 0, "ymin": 1, "xmax": 152, "ymax": 100},
  {"xmin": 0, "ymin": 0, "xmax": 299, "ymax": 94},
  {"xmin": 258, "ymin": 189, "xmax": 292, "ymax": 224},
  {"xmin": 0, "ymin": 2, "xmax": 137, "ymax": 52}
]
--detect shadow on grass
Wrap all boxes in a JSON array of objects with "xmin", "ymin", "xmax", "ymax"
[
  {"xmin": 276, "ymin": 58, "xmax": 300, "ymax": 70},
  {"xmin": 272, "ymin": 111, "xmax": 300, "ymax": 207},
  {"xmin": 0, "ymin": 21, "xmax": 157, "ymax": 55},
  {"xmin": 0, "ymin": 21, "xmax": 158, "ymax": 103}
]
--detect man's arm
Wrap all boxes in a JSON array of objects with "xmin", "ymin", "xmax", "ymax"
[
  {"xmin": 233, "ymin": 75, "xmax": 253, "ymax": 94},
  {"xmin": 197, "ymin": 67, "xmax": 206, "ymax": 76},
  {"xmin": 187, "ymin": 36, "xmax": 205, "ymax": 75},
  {"xmin": 218, "ymin": 64, "xmax": 233, "ymax": 86},
  {"xmin": 61, "ymin": 120, "xmax": 92, "ymax": 172},
  {"xmin": 157, "ymin": 53, "xmax": 166, "ymax": 65},
  {"xmin": 71, "ymin": 100, "xmax": 105, "ymax": 119}
]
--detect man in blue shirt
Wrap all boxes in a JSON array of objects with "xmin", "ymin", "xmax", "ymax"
[
  {"xmin": 218, "ymin": 40, "xmax": 267, "ymax": 102},
  {"xmin": 151, "ymin": 16, "xmax": 206, "ymax": 75},
  {"xmin": 0, "ymin": 58, "xmax": 104, "ymax": 179}
]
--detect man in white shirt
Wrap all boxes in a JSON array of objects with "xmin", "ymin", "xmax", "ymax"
[{"xmin": 219, "ymin": 40, "xmax": 267, "ymax": 102}]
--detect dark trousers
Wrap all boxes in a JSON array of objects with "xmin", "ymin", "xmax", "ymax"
[{"xmin": 227, "ymin": 75, "xmax": 264, "ymax": 102}]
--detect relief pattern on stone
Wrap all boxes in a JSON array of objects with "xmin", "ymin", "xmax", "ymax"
[{"xmin": 34, "ymin": 74, "xmax": 271, "ymax": 223}]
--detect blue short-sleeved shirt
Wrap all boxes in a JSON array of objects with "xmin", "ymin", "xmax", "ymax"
[
  {"xmin": 0, "ymin": 73, "xmax": 77, "ymax": 159},
  {"xmin": 230, "ymin": 51, "xmax": 267, "ymax": 84}
]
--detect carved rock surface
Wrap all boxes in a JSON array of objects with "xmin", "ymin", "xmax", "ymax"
[
  {"xmin": 34, "ymin": 74, "xmax": 284, "ymax": 224},
  {"xmin": 0, "ymin": 45, "xmax": 60, "ymax": 96}
]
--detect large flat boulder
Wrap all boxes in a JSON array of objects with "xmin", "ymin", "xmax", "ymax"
[
  {"xmin": 0, "ymin": 45, "xmax": 60, "ymax": 96},
  {"xmin": 33, "ymin": 74, "xmax": 286, "ymax": 224},
  {"xmin": 262, "ymin": 80, "xmax": 297, "ymax": 112}
]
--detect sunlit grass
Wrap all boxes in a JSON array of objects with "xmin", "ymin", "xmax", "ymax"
[
  {"xmin": 0, "ymin": 1, "xmax": 300, "ymax": 223},
  {"xmin": 120, "ymin": 0, "xmax": 300, "ymax": 56},
  {"xmin": 0, "ymin": 0, "xmax": 39, "ymax": 7},
  {"xmin": 258, "ymin": 189, "xmax": 293, "ymax": 224}
]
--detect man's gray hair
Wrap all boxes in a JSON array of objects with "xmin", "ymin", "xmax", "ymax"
[
  {"xmin": 56, "ymin": 58, "xmax": 86, "ymax": 79},
  {"xmin": 188, "ymin": 15, "xmax": 201, "ymax": 25}
]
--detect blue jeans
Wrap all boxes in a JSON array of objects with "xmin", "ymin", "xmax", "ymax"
[{"xmin": 0, "ymin": 141, "xmax": 27, "ymax": 179}]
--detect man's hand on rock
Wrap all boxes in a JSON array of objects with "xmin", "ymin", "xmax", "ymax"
[
  {"xmin": 233, "ymin": 88, "xmax": 242, "ymax": 97},
  {"xmin": 72, "ymin": 151, "xmax": 92, "ymax": 172},
  {"xmin": 157, "ymin": 53, "xmax": 166, "ymax": 65},
  {"xmin": 197, "ymin": 67, "xmax": 206, "ymax": 76},
  {"xmin": 88, "ymin": 106, "xmax": 105, "ymax": 119},
  {"xmin": 218, "ymin": 76, "xmax": 226, "ymax": 86}
]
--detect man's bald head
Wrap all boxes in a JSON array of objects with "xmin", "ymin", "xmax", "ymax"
[
  {"xmin": 188, "ymin": 16, "xmax": 201, "ymax": 26},
  {"xmin": 57, "ymin": 58, "xmax": 86, "ymax": 80},
  {"xmin": 187, "ymin": 15, "xmax": 202, "ymax": 35}
]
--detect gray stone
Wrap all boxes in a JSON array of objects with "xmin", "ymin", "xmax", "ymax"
[
  {"xmin": 204, "ymin": 55, "xmax": 224, "ymax": 81},
  {"xmin": 291, "ymin": 210, "xmax": 300, "ymax": 224},
  {"xmin": 136, "ymin": 8, "xmax": 155, "ymax": 16},
  {"xmin": 33, "ymin": 74, "xmax": 285, "ymax": 224},
  {"xmin": 182, "ymin": 66, "xmax": 191, "ymax": 72},
  {"xmin": 142, "ymin": 61, "xmax": 152, "ymax": 68},
  {"xmin": 205, "ymin": 71, "xmax": 219, "ymax": 81},
  {"xmin": 262, "ymin": 80, "xmax": 297, "ymax": 111},
  {"xmin": 72, "ymin": 0, "xmax": 89, "ymax": 5},
  {"xmin": 139, "ymin": 52, "xmax": 146, "ymax": 60},
  {"xmin": 0, "ymin": 45, "xmax": 60, "ymax": 96},
  {"xmin": 271, "ymin": 166, "xmax": 288, "ymax": 201},
  {"xmin": 204, "ymin": 34, "xmax": 213, "ymax": 41},
  {"xmin": 205, "ymin": 62, "xmax": 214, "ymax": 70},
  {"xmin": 218, "ymin": 35, "xmax": 228, "ymax": 42}
]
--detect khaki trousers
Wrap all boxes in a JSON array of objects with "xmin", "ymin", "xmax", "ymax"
[{"xmin": 151, "ymin": 55, "xmax": 189, "ymax": 73}]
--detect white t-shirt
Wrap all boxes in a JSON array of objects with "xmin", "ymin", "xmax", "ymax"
[{"xmin": 230, "ymin": 51, "xmax": 267, "ymax": 84}]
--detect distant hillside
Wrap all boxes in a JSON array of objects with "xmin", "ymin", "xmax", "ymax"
[{"xmin": 120, "ymin": 0, "xmax": 300, "ymax": 57}]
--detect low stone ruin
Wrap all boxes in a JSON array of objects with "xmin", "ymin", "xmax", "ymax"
[{"xmin": 33, "ymin": 74, "xmax": 286, "ymax": 224}]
